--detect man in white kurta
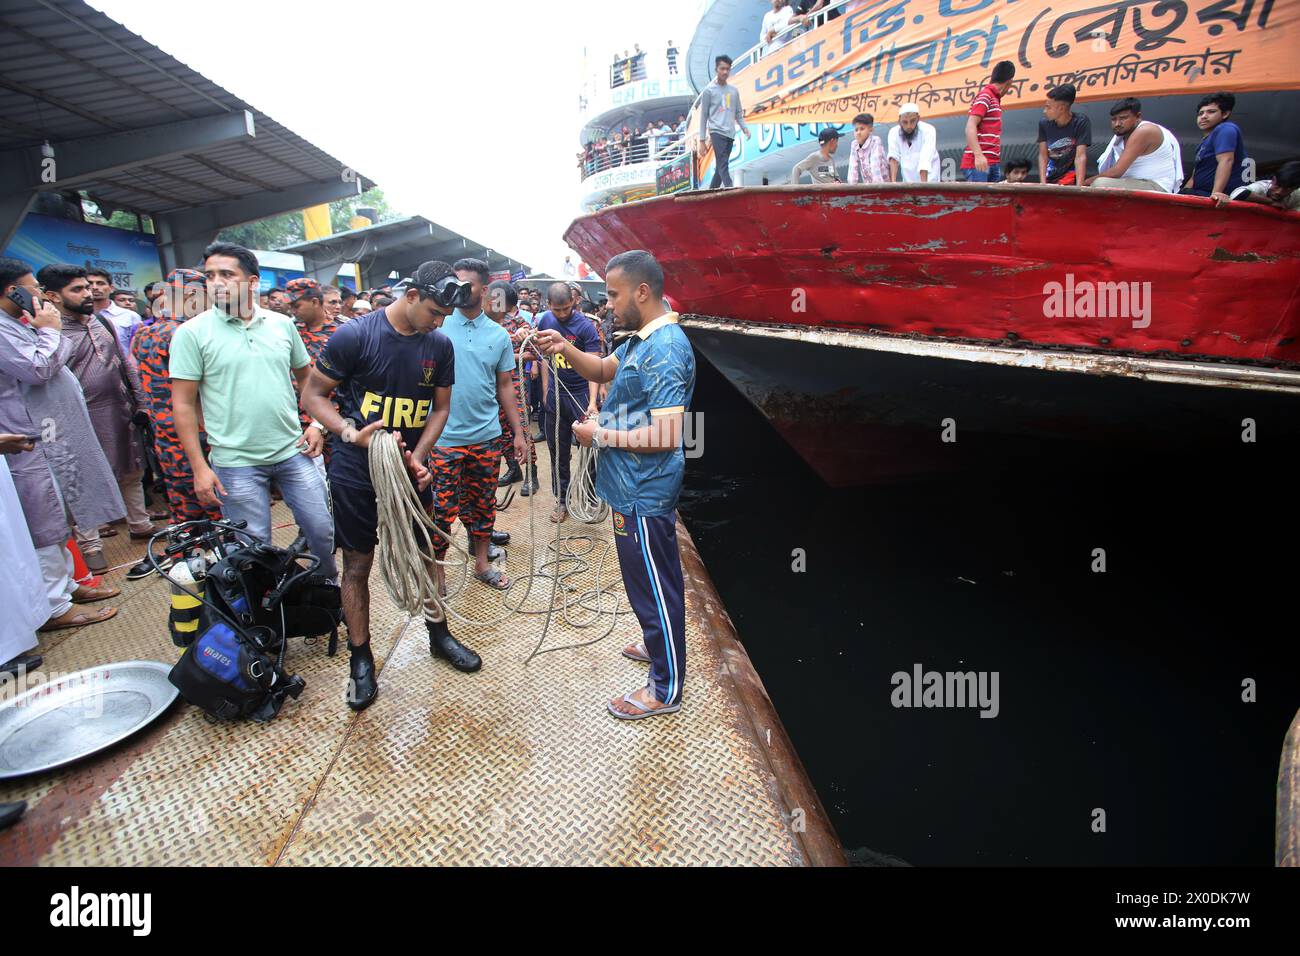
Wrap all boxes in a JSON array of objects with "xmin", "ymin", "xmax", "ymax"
[{"xmin": 0, "ymin": 443, "xmax": 46, "ymax": 668}]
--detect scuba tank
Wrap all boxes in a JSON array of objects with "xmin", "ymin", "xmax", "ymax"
[{"xmin": 166, "ymin": 554, "xmax": 209, "ymax": 649}]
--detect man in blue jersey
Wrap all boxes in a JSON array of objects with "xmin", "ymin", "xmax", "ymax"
[
  {"xmin": 535, "ymin": 282, "xmax": 599, "ymax": 523},
  {"xmin": 302, "ymin": 260, "xmax": 479, "ymax": 711},
  {"xmin": 534, "ymin": 250, "xmax": 696, "ymax": 720}
]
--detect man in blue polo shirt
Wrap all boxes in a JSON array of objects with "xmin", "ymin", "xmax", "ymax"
[
  {"xmin": 432, "ymin": 258, "xmax": 528, "ymax": 594},
  {"xmin": 534, "ymin": 250, "xmax": 695, "ymax": 721}
]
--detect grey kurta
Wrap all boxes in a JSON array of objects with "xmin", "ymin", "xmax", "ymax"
[
  {"xmin": 60, "ymin": 315, "xmax": 145, "ymax": 480},
  {"xmin": 0, "ymin": 312, "xmax": 125, "ymax": 548}
]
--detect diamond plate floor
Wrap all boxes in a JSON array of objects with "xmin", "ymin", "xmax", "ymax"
[{"xmin": 0, "ymin": 444, "xmax": 826, "ymax": 866}]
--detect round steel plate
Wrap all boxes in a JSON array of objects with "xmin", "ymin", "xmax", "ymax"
[{"xmin": 0, "ymin": 660, "xmax": 178, "ymax": 779}]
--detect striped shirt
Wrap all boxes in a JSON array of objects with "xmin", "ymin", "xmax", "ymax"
[{"xmin": 960, "ymin": 83, "xmax": 1003, "ymax": 168}]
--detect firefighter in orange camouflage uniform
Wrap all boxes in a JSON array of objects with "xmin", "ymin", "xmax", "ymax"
[
  {"xmin": 485, "ymin": 279, "xmax": 538, "ymax": 494},
  {"xmin": 131, "ymin": 268, "xmax": 223, "ymax": 526},
  {"xmin": 286, "ymin": 277, "xmax": 340, "ymax": 464}
]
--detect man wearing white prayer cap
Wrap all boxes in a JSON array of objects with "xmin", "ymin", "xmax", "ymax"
[{"xmin": 887, "ymin": 102, "xmax": 942, "ymax": 183}]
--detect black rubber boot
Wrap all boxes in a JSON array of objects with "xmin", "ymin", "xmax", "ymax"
[
  {"xmin": 490, "ymin": 529, "xmax": 510, "ymax": 546},
  {"xmin": 428, "ymin": 619, "xmax": 481, "ymax": 673},
  {"xmin": 0, "ymin": 801, "xmax": 26, "ymax": 832},
  {"xmin": 498, "ymin": 460, "xmax": 523, "ymax": 486},
  {"xmin": 520, "ymin": 464, "xmax": 539, "ymax": 497},
  {"xmin": 347, "ymin": 642, "xmax": 378, "ymax": 711}
]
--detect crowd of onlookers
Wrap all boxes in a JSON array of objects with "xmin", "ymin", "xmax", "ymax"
[
  {"xmin": 0, "ymin": 245, "xmax": 620, "ymax": 675},
  {"xmin": 88, "ymin": 280, "xmax": 403, "ymax": 328},
  {"xmin": 580, "ymin": 117, "xmax": 689, "ymax": 178},
  {"xmin": 695, "ymin": 48, "xmax": 1297, "ymax": 209},
  {"xmin": 609, "ymin": 42, "xmax": 678, "ymax": 88},
  {"xmin": 784, "ymin": 80, "xmax": 1298, "ymax": 210},
  {"xmin": 758, "ymin": 0, "xmax": 871, "ymax": 56}
]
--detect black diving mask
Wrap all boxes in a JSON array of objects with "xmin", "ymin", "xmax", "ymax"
[{"xmin": 395, "ymin": 275, "xmax": 477, "ymax": 309}]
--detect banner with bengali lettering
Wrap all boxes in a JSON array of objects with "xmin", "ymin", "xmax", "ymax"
[
  {"xmin": 730, "ymin": 0, "xmax": 1297, "ymax": 127},
  {"xmin": 3, "ymin": 213, "xmax": 161, "ymax": 294}
]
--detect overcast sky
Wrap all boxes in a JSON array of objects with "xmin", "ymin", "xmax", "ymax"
[{"xmin": 91, "ymin": 0, "xmax": 700, "ymax": 276}]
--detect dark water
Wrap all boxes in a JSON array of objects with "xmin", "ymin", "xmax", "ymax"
[{"xmin": 679, "ymin": 349, "xmax": 1299, "ymax": 866}]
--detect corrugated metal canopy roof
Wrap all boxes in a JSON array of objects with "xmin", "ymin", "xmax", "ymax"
[
  {"xmin": 281, "ymin": 215, "xmax": 532, "ymax": 277},
  {"xmin": 0, "ymin": 0, "xmax": 374, "ymax": 216}
]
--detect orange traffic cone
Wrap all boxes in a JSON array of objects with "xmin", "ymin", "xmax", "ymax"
[{"xmin": 67, "ymin": 538, "xmax": 103, "ymax": 588}]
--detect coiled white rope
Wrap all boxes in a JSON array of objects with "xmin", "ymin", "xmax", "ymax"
[
  {"xmin": 566, "ymin": 442, "xmax": 609, "ymax": 523},
  {"xmin": 365, "ymin": 328, "xmax": 623, "ymax": 660}
]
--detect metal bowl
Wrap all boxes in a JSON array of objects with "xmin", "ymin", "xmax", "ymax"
[{"xmin": 0, "ymin": 660, "xmax": 178, "ymax": 779}]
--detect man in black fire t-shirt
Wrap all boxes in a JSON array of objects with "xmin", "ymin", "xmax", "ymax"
[{"xmin": 302, "ymin": 260, "xmax": 483, "ymax": 712}]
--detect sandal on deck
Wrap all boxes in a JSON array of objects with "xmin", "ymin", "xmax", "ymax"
[
  {"xmin": 72, "ymin": 583, "xmax": 121, "ymax": 604},
  {"xmin": 622, "ymin": 641, "xmax": 650, "ymax": 663},
  {"xmin": 474, "ymin": 568, "xmax": 511, "ymax": 591},
  {"xmin": 607, "ymin": 690, "xmax": 681, "ymax": 721},
  {"xmin": 39, "ymin": 605, "xmax": 118, "ymax": 632}
]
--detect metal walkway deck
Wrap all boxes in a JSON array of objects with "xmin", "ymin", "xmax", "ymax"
[{"xmin": 0, "ymin": 444, "xmax": 841, "ymax": 866}]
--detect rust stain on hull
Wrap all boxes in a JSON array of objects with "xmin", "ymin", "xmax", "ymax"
[
  {"xmin": 1210, "ymin": 247, "xmax": 1277, "ymax": 263},
  {"xmin": 563, "ymin": 183, "xmax": 1300, "ymax": 365}
]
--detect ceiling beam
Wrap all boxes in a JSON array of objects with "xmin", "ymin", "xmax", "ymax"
[{"xmin": 0, "ymin": 110, "xmax": 256, "ymax": 194}]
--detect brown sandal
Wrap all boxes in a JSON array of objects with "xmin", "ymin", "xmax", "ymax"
[
  {"xmin": 72, "ymin": 583, "xmax": 121, "ymax": 604},
  {"xmin": 39, "ymin": 605, "xmax": 118, "ymax": 632}
]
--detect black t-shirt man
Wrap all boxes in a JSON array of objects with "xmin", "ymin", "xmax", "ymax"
[
  {"xmin": 317, "ymin": 308, "xmax": 455, "ymax": 491},
  {"xmin": 1037, "ymin": 112, "xmax": 1092, "ymax": 184}
]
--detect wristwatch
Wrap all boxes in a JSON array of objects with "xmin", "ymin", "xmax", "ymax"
[
  {"xmin": 591, "ymin": 427, "xmax": 605, "ymax": 450},
  {"xmin": 341, "ymin": 419, "xmax": 358, "ymax": 444}
]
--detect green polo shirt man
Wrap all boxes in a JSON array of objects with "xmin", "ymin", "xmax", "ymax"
[
  {"xmin": 170, "ymin": 242, "xmax": 336, "ymax": 578},
  {"xmin": 170, "ymin": 304, "xmax": 310, "ymax": 467}
]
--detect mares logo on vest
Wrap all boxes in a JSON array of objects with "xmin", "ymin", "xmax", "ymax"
[
  {"xmin": 359, "ymin": 392, "xmax": 431, "ymax": 429},
  {"xmin": 612, "ymin": 511, "xmax": 627, "ymax": 536}
]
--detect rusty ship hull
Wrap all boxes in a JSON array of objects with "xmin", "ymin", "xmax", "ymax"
[{"xmin": 564, "ymin": 183, "xmax": 1300, "ymax": 486}]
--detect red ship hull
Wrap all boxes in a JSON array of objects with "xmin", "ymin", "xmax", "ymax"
[
  {"xmin": 564, "ymin": 184, "xmax": 1300, "ymax": 486},
  {"xmin": 564, "ymin": 183, "xmax": 1300, "ymax": 363}
]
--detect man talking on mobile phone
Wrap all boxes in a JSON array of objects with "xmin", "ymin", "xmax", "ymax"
[{"xmin": 0, "ymin": 257, "xmax": 122, "ymax": 632}]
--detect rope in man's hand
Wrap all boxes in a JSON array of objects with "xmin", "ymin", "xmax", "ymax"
[{"xmin": 364, "ymin": 329, "xmax": 621, "ymax": 661}]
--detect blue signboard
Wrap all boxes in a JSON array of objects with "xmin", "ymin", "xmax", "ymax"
[
  {"xmin": 739, "ymin": 122, "xmax": 848, "ymax": 166},
  {"xmin": 700, "ymin": 121, "xmax": 849, "ymax": 182},
  {"xmin": 4, "ymin": 213, "xmax": 161, "ymax": 293}
]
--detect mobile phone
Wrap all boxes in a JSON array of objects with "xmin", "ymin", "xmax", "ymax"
[
  {"xmin": 21, "ymin": 435, "xmax": 41, "ymax": 443},
  {"xmin": 6, "ymin": 286, "xmax": 35, "ymax": 315}
]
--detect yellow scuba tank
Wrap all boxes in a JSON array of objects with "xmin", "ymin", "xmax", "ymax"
[{"xmin": 166, "ymin": 555, "xmax": 209, "ymax": 649}]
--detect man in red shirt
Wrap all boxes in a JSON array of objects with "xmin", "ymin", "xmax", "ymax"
[{"xmin": 962, "ymin": 60, "xmax": 1017, "ymax": 183}]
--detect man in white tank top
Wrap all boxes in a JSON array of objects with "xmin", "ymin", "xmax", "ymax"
[{"xmin": 1086, "ymin": 97, "xmax": 1183, "ymax": 194}]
